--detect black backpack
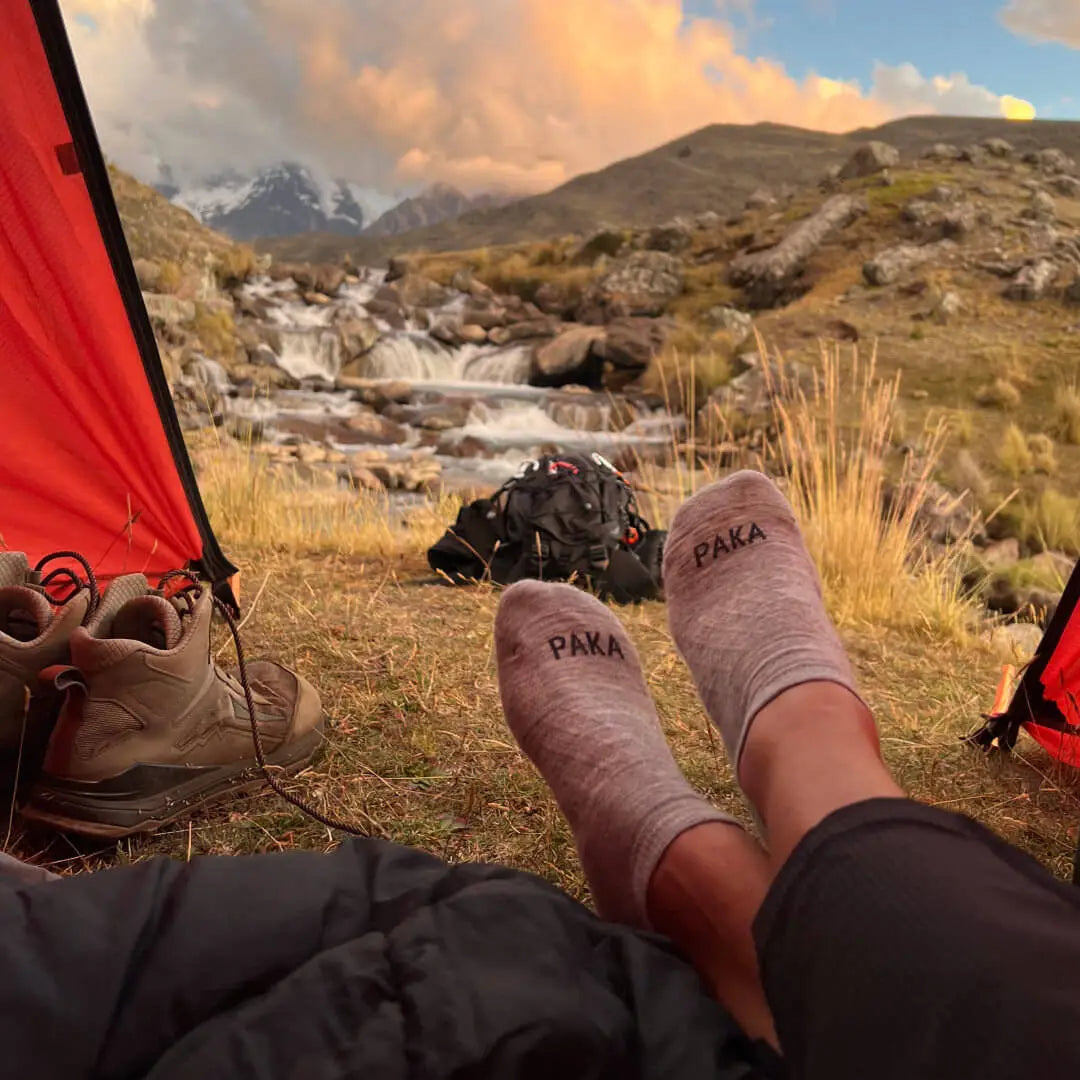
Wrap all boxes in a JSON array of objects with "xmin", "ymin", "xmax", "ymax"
[{"xmin": 428, "ymin": 453, "xmax": 666, "ymax": 603}]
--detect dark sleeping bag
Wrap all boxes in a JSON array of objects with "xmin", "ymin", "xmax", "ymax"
[{"xmin": 0, "ymin": 840, "xmax": 778, "ymax": 1079}]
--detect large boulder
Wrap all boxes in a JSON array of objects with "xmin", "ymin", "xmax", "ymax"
[
  {"xmin": 923, "ymin": 143, "xmax": 961, "ymax": 161},
  {"xmin": 591, "ymin": 251, "xmax": 685, "ymax": 316},
  {"xmin": 1025, "ymin": 147, "xmax": 1076, "ymax": 174},
  {"xmin": 645, "ymin": 220, "xmax": 692, "ymax": 254},
  {"xmin": 530, "ymin": 326, "xmax": 607, "ymax": 387},
  {"xmin": 745, "ymin": 188, "xmax": 778, "ymax": 211},
  {"xmin": 461, "ymin": 304, "xmax": 509, "ymax": 330},
  {"xmin": 728, "ymin": 194, "xmax": 867, "ymax": 308},
  {"xmin": 591, "ymin": 317, "xmax": 671, "ymax": 391},
  {"xmin": 1003, "ymin": 259, "xmax": 1060, "ymax": 301},
  {"xmin": 982, "ymin": 137, "xmax": 1014, "ymax": 158},
  {"xmin": 533, "ymin": 280, "xmax": 584, "ymax": 319},
  {"xmin": 1052, "ymin": 175, "xmax": 1080, "ymax": 198},
  {"xmin": 340, "ymin": 410, "xmax": 410, "ymax": 445},
  {"xmin": 863, "ymin": 241, "xmax": 955, "ymax": 286},
  {"xmin": 838, "ymin": 141, "xmax": 900, "ymax": 180},
  {"xmin": 272, "ymin": 262, "xmax": 346, "ymax": 296},
  {"xmin": 390, "ymin": 274, "xmax": 454, "ymax": 309}
]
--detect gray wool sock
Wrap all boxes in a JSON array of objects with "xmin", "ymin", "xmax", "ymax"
[
  {"xmin": 664, "ymin": 470, "xmax": 861, "ymax": 772},
  {"xmin": 495, "ymin": 580, "xmax": 739, "ymax": 929}
]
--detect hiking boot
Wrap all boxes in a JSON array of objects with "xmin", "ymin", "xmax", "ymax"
[
  {"xmin": 24, "ymin": 573, "xmax": 324, "ymax": 838},
  {"xmin": 0, "ymin": 553, "xmax": 93, "ymax": 789}
]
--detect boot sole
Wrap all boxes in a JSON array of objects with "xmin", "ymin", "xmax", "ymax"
[{"xmin": 21, "ymin": 721, "xmax": 326, "ymax": 839}]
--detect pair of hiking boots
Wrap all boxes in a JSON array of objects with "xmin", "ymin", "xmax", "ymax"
[{"xmin": 0, "ymin": 553, "xmax": 324, "ymax": 838}]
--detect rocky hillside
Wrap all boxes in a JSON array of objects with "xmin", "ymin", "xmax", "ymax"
[
  {"xmin": 116, "ymin": 132, "xmax": 1080, "ymax": 624},
  {"xmin": 261, "ymin": 117, "xmax": 1080, "ymax": 265}
]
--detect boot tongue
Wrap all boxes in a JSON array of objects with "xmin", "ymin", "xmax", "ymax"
[
  {"xmin": 108, "ymin": 595, "xmax": 184, "ymax": 650},
  {"xmin": 0, "ymin": 586, "xmax": 53, "ymax": 643},
  {"xmin": 0, "ymin": 553, "xmax": 30, "ymax": 591}
]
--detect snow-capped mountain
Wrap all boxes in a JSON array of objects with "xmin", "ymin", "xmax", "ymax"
[{"xmin": 169, "ymin": 163, "xmax": 399, "ymax": 241}]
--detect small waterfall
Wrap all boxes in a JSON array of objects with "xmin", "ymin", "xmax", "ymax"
[
  {"xmin": 277, "ymin": 329, "xmax": 342, "ymax": 382},
  {"xmin": 359, "ymin": 337, "xmax": 531, "ymax": 384}
]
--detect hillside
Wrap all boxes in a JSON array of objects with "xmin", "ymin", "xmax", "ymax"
[{"xmin": 260, "ymin": 117, "xmax": 1080, "ymax": 265}]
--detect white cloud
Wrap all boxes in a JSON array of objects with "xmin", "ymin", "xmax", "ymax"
[
  {"xmin": 1000, "ymin": 0, "xmax": 1080, "ymax": 48},
  {"xmin": 58, "ymin": 0, "xmax": 1037, "ymax": 197}
]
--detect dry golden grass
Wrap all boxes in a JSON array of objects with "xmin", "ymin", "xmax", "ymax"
[
  {"xmin": 195, "ymin": 441, "xmax": 459, "ymax": 559},
  {"xmin": 1055, "ymin": 383, "xmax": 1080, "ymax": 445},
  {"xmin": 999, "ymin": 423, "xmax": 1033, "ymax": 479},
  {"xmin": 771, "ymin": 343, "xmax": 977, "ymax": 640}
]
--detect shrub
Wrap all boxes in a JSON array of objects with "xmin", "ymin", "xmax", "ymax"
[
  {"xmin": 156, "ymin": 259, "xmax": 184, "ymax": 294},
  {"xmin": 998, "ymin": 423, "xmax": 1032, "ymax": 479}
]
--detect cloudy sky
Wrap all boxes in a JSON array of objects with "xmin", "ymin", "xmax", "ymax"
[{"xmin": 61, "ymin": 0, "xmax": 1079, "ymax": 198}]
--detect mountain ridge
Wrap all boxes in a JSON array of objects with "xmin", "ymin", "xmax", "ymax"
[{"xmin": 258, "ymin": 116, "xmax": 1080, "ymax": 265}]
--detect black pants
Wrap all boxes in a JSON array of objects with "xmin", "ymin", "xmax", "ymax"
[{"xmin": 755, "ymin": 799, "xmax": 1080, "ymax": 1078}]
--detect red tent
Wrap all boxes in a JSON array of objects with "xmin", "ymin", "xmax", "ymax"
[{"xmin": 0, "ymin": 0, "xmax": 235, "ymax": 600}]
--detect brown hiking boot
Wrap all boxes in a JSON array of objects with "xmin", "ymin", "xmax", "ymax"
[
  {"xmin": 24, "ymin": 573, "xmax": 324, "ymax": 837},
  {"xmin": 0, "ymin": 553, "xmax": 93, "ymax": 789}
]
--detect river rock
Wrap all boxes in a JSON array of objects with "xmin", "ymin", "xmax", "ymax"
[
  {"xmin": 838, "ymin": 141, "xmax": 899, "ymax": 180},
  {"xmin": 273, "ymin": 262, "xmax": 345, "ymax": 296},
  {"xmin": 461, "ymin": 304, "xmax": 509, "ymax": 330},
  {"xmin": 488, "ymin": 318, "xmax": 559, "ymax": 345},
  {"xmin": 384, "ymin": 256, "xmax": 410, "ymax": 283},
  {"xmin": 532, "ymin": 280, "xmax": 584, "ymax": 319},
  {"xmin": 863, "ymin": 241, "xmax": 955, "ymax": 286},
  {"xmin": 1003, "ymin": 259, "xmax": 1059, "ymax": 301},
  {"xmin": 387, "ymin": 274, "xmax": 454, "ymax": 309},
  {"xmin": 230, "ymin": 363, "xmax": 300, "ymax": 393},
  {"xmin": 591, "ymin": 251, "xmax": 685, "ymax": 317},
  {"xmin": 458, "ymin": 324, "xmax": 490, "ymax": 345},
  {"xmin": 183, "ymin": 353, "xmax": 231, "ymax": 394},
  {"xmin": 592, "ymin": 317, "xmax": 671, "ymax": 391},
  {"xmin": 365, "ymin": 298, "xmax": 408, "ymax": 330},
  {"xmin": 337, "ymin": 317, "xmax": 381, "ymax": 359},
  {"xmin": 729, "ymin": 194, "xmax": 867, "ymax": 307},
  {"xmin": 341, "ymin": 410, "xmax": 410, "ymax": 445},
  {"xmin": 530, "ymin": 326, "xmax": 606, "ymax": 386},
  {"xmin": 344, "ymin": 379, "xmax": 414, "ymax": 411}
]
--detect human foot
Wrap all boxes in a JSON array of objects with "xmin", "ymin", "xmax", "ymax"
[
  {"xmin": 663, "ymin": 471, "xmax": 862, "ymax": 774},
  {"xmin": 494, "ymin": 580, "xmax": 739, "ymax": 927}
]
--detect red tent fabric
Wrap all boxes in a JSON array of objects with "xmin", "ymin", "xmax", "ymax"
[{"xmin": 0, "ymin": 0, "xmax": 234, "ymax": 591}]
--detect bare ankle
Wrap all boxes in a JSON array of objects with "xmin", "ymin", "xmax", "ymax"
[{"xmin": 738, "ymin": 682, "xmax": 903, "ymax": 862}]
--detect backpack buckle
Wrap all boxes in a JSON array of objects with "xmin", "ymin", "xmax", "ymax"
[{"xmin": 588, "ymin": 545, "xmax": 609, "ymax": 571}]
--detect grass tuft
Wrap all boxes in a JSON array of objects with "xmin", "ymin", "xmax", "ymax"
[
  {"xmin": 998, "ymin": 423, "xmax": 1033, "ymax": 479},
  {"xmin": 1054, "ymin": 383, "xmax": 1080, "ymax": 445}
]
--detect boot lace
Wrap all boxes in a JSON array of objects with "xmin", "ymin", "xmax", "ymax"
[
  {"xmin": 34, "ymin": 551, "xmax": 101, "ymax": 623},
  {"xmin": 157, "ymin": 570, "xmax": 368, "ymax": 837}
]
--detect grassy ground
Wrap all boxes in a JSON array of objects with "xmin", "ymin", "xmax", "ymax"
[
  {"xmin": 11, "ymin": 350, "xmax": 1080, "ymax": 894},
  {"xmin": 13, "ymin": 546, "xmax": 1077, "ymax": 893}
]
